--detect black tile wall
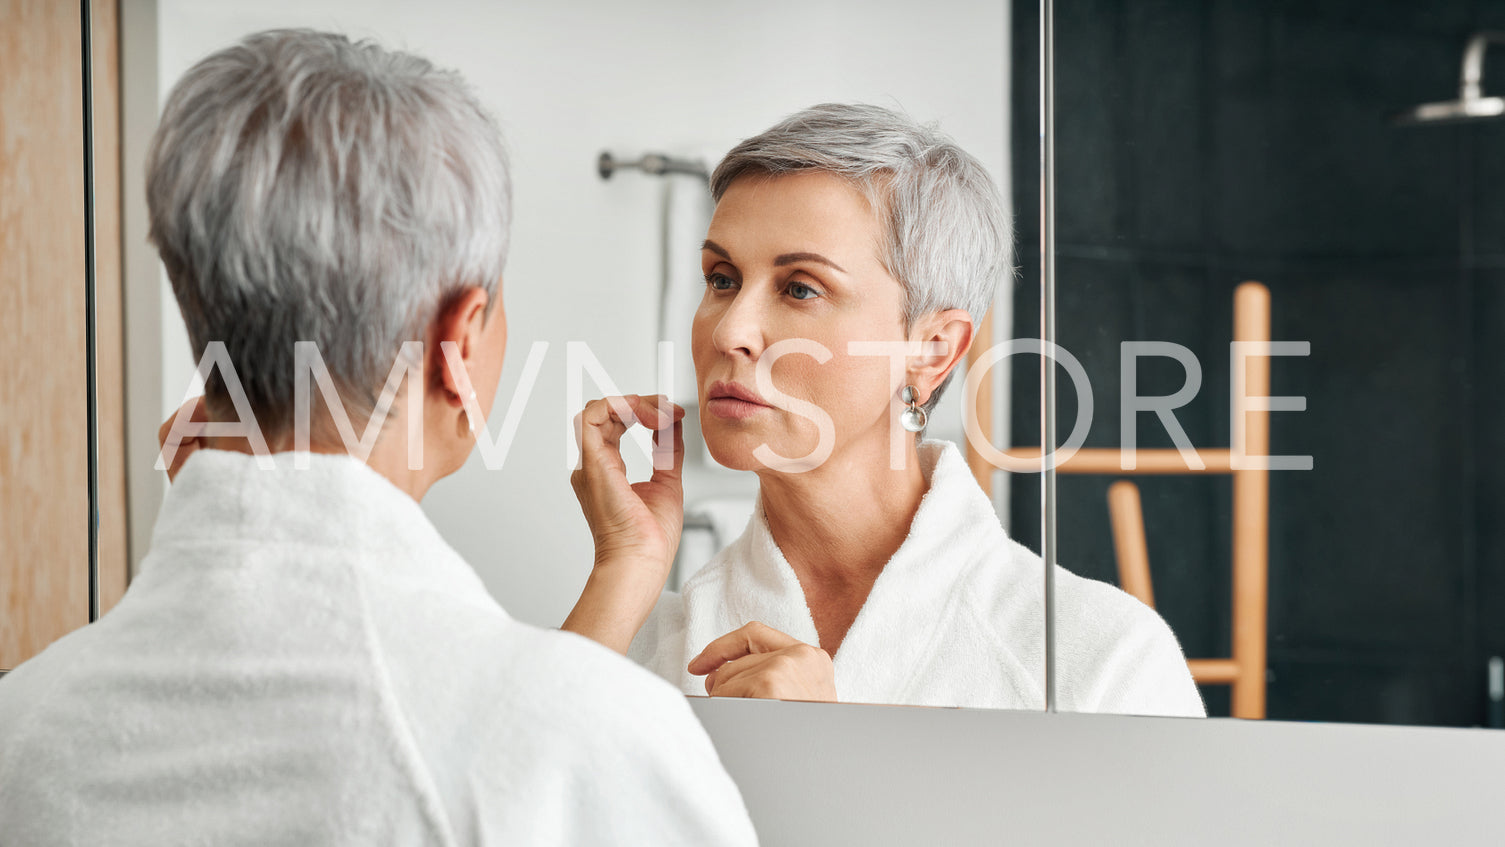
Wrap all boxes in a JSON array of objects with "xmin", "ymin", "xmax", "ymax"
[
  {"xmin": 1266, "ymin": 268, "xmax": 1470, "ymax": 654},
  {"xmin": 1266, "ymin": 658, "xmax": 1480, "ymax": 726},
  {"xmin": 1123, "ymin": 2, "xmax": 1208, "ymax": 252},
  {"xmin": 1011, "ymin": 0, "xmax": 1505, "ymax": 725},
  {"xmin": 1266, "ymin": 0, "xmax": 1474, "ymax": 35},
  {"xmin": 1469, "ymin": 270, "xmax": 1505, "ymax": 665},
  {"xmin": 1469, "ymin": 122, "xmax": 1505, "ymax": 258},
  {"xmin": 1054, "ymin": 0, "xmax": 1124, "ymax": 248}
]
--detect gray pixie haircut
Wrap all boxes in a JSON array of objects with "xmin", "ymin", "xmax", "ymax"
[
  {"xmin": 147, "ymin": 28, "xmax": 511, "ymax": 434},
  {"xmin": 711, "ymin": 103, "xmax": 1011, "ymax": 417}
]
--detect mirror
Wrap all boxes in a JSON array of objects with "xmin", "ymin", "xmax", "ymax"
[
  {"xmin": 1021, "ymin": 0, "xmax": 1505, "ymax": 728},
  {"xmin": 108, "ymin": 0, "xmax": 1061, "ymax": 711}
]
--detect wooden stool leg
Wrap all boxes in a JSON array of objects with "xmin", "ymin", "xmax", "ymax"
[
  {"xmin": 1232, "ymin": 281, "xmax": 1271, "ymax": 720},
  {"xmin": 1108, "ymin": 481, "xmax": 1155, "ymax": 608}
]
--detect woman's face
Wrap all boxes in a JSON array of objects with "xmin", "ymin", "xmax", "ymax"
[{"xmin": 693, "ymin": 171, "xmax": 910, "ymax": 473}]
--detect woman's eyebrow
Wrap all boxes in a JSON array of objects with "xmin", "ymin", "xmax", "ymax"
[
  {"xmin": 701, "ymin": 240, "xmax": 848, "ymax": 275},
  {"xmin": 773, "ymin": 252, "xmax": 847, "ymax": 274}
]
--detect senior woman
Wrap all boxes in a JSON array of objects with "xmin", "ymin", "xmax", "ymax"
[
  {"xmin": 0, "ymin": 30, "xmax": 754, "ymax": 846},
  {"xmin": 572, "ymin": 104, "xmax": 1204, "ymax": 716}
]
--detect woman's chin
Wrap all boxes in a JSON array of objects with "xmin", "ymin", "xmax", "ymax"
[
  {"xmin": 701, "ymin": 435, "xmax": 762, "ymax": 472},
  {"xmin": 701, "ymin": 426, "xmax": 825, "ymax": 474},
  {"xmin": 700, "ymin": 423, "xmax": 782, "ymax": 472}
]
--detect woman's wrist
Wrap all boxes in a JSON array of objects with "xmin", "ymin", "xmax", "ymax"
[
  {"xmin": 560, "ymin": 555, "xmax": 672, "ymax": 654},
  {"xmin": 591, "ymin": 536, "xmax": 675, "ymax": 574}
]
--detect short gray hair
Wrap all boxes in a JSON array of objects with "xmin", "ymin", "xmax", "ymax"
[
  {"xmin": 148, "ymin": 28, "xmax": 511, "ymax": 434},
  {"xmin": 711, "ymin": 103, "xmax": 1011, "ymax": 417}
]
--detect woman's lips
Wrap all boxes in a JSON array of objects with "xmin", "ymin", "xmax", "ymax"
[
  {"xmin": 706, "ymin": 397, "xmax": 770, "ymax": 420},
  {"xmin": 706, "ymin": 380, "xmax": 772, "ymax": 420}
]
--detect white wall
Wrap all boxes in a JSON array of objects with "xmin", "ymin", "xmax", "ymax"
[{"xmin": 133, "ymin": 0, "xmax": 1010, "ymax": 627}]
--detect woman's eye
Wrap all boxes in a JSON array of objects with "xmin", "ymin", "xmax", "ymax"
[
  {"xmin": 787, "ymin": 281, "xmax": 820, "ymax": 301},
  {"xmin": 705, "ymin": 273, "xmax": 738, "ymax": 291}
]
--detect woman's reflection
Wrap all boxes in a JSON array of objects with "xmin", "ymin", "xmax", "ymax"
[{"xmin": 594, "ymin": 104, "xmax": 1205, "ymax": 715}]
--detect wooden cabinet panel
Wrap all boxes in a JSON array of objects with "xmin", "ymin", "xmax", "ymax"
[{"xmin": 1, "ymin": 0, "xmax": 128, "ymax": 669}]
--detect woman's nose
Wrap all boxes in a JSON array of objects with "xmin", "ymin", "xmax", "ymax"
[{"xmin": 710, "ymin": 289, "xmax": 766, "ymax": 360}]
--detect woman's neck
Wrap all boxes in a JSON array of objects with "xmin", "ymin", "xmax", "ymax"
[
  {"xmin": 200, "ymin": 411, "xmax": 439, "ymax": 503},
  {"xmin": 756, "ymin": 435, "xmax": 930, "ymax": 652}
]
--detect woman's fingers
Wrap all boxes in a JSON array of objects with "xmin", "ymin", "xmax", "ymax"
[
  {"xmin": 158, "ymin": 396, "xmax": 209, "ymax": 482},
  {"xmin": 702, "ymin": 651, "xmax": 768, "ymax": 696},
  {"xmin": 574, "ymin": 395, "xmax": 687, "ymax": 505},
  {"xmin": 157, "ymin": 396, "xmax": 206, "ymax": 447},
  {"xmin": 575, "ymin": 395, "xmax": 682, "ymax": 471},
  {"xmin": 708, "ymin": 669, "xmax": 790, "ymax": 701},
  {"xmin": 575, "ymin": 396, "xmax": 636, "ymax": 472},
  {"xmin": 649, "ymin": 418, "xmax": 685, "ymax": 488},
  {"xmin": 701, "ymin": 641, "xmax": 838, "ymax": 702},
  {"xmin": 625, "ymin": 393, "xmax": 684, "ymax": 429},
  {"xmin": 688, "ymin": 621, "xmax": 801, "ymax": 676},
  {"xmin": 629, "ymin": 394, "xmax": 686, "ymax": 482}
]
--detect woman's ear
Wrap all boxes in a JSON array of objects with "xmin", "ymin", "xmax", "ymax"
[
  {"xmin": 428, "ymin": 287, "xmax": 492, "ymax": 408},
  {"xmin": 907, "ymin": 308, "xmax": 975, "ymax": 401}
]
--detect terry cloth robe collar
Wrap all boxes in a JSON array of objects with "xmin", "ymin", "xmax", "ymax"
[
  {"xmin": 688, "ymin": 440, "xmax": 1043, "ymax": 706},
  {"xmin": 633, "ymin": 438, "xmax": 1204, "ymax": 713},
  {"xmin": 143, "ymin": 448, "xmax": 488, "ymax": 604}
]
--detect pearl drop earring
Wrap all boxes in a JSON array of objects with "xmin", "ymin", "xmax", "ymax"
[{"xmin": 900, "ymin": 385, "xmax": 928, "ymax": 432}]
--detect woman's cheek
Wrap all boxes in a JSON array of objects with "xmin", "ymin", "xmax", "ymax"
[
  {"xmin": 774, "ymin": 353, "xmax": 880, "ymax": 438},
  {"xmin": 832, "ymin": 355, "xmax": 896, "ymax": 426},
  {"xmin": 690, "ymin": 314, "xmax": 716, "ymax": 382}
]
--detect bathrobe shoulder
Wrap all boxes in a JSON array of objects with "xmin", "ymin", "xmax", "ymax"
[
  {"xmin": 631, "ymin": 441, "xmax": 1203, "ymax": 717},
  {"xmin": 0, "ymin": 450, "xmax": 755, "ymax": 847}
]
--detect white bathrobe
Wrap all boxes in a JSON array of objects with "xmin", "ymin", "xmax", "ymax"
[
  {"xmin": 0, "ymin": 450, "xmax": 756, "ymax": 846},
  {"xmin": 631, "ymin": 441, "xmax": 1205, "ymax": 717}
]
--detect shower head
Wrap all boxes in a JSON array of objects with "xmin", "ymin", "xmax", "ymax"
[
  {"xmin": 1393, "ymin": 31, "xmax": 1505, "ymax": 126},
  {"xmin": 1394, "ymin": 96, "xmax": 1505, "ymax": 126}
]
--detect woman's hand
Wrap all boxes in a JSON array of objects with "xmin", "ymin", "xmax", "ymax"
[
  {"xmin": 689, "ymin": 621, "xmax": 838, "ymax": 702},
  {"xmin": 561, "ymin": 394, "xmax": 685, "ymax": 654},
  {"xmin": 569, "ymin": 394, "xmax": 685, "ymax": 571},
  {"xmin": 157, "ymin": 396, "xmax": 210, "ymax": 482}
]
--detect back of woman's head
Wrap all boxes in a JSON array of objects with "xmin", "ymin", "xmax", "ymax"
[{"xmin": 147, "ymin": 29, "xmax": 511, "ymax": 435}]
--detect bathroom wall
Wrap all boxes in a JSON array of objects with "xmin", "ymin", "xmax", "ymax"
[
  {"xmin": 127, "ymin": 0, "xmax": 1010, "ymax": 628},
  {"xmin": 1009, "ymin": 0, "xmax": 1505, "ymax": 725}
]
